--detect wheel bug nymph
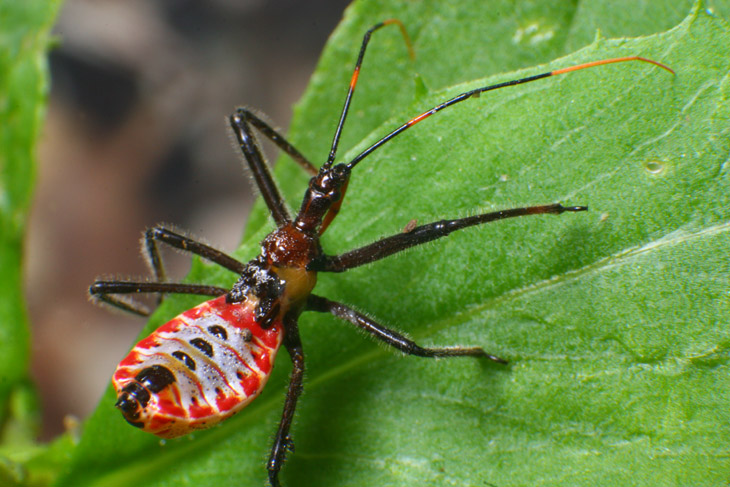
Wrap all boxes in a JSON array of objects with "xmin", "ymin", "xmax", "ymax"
[{"xmin": 90, "ymin": 19, "xmax": 673, "ymax": 486}]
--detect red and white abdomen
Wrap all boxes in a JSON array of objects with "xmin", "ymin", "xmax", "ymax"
[{"xmin": 112, "ymin": 295, "xmax": 283, "ymax": 438}]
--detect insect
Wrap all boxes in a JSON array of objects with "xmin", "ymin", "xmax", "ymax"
[{"xmin": 89, "ymin": 19, "xmax": 673, "ymax": 487}]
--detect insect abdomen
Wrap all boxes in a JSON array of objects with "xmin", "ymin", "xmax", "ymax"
[{"xmin": 112, "ymin": 295, "xmax": 283, "ymax": 438}]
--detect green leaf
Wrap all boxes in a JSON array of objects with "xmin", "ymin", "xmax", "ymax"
[
  {"xmin": 59, "ymin": 1, "xmax": 729, "ymax": 487},
  {"xmin": 0, "ymin": 0, "xmax": 60, "ymax": 472}
]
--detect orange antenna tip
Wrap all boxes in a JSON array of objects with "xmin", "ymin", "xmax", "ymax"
[
  {"xmin": 551, "ymin": 56, "xmax": 675, "ymax": 76},
  {"xmin": 383, "ymin": 18, "xmax": 415, "ymax": 60}
]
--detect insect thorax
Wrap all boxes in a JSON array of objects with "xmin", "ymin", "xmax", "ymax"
[{"xmin": 228, "ymin": 226, "xmax": 319, "ymax": 329}]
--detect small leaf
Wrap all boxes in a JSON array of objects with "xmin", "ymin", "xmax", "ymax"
[{"xmin": 0, "ymin": 0, "xmax": 60, "ymax": 456}]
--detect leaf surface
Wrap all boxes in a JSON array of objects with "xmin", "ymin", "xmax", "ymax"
[
  {"xmin": 0, "ymin": 0, "xmax": 60, "ymax": 456},
  {"xmin": 58, "ymin": 2, "xmax": 730, "ymax": 486}
]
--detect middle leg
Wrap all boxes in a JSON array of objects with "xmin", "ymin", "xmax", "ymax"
[
  {"xmin": 312, "ymin": 203, "xmax": 586, "ymax": 272},
  {"xmin": 89, "ymin": 281, "xmax": 228, "ymax": 316},
  {"xmin": 143, "ymin": 226, "xmax": 246, "ymax": 282}
]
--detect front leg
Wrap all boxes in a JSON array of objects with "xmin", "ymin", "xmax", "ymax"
[
  {"xmin": 230, "ymin": 112, "xmax": 292, "ymax": 228},
  {"xmin": 268, "ymin": 312, "xmax": 305, "ymax": 487},
  {"xmin": 233, "ymin": 108, "xmax": 317, "ymax": 176}
]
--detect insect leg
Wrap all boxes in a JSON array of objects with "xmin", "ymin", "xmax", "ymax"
[
  {"xmin": 89, "ymin": 281, "xmax": 227, "ymax": 316},
  {"xmin": 230, "ymin": 111, "xmax": 292, "ymax": 227},
  {"xmin": 144, "ymin": 225, "xmax": 246, "ymax": 283},
  {"xmin": 268, "ymin": 313, "xmax": 305, "ymax": 487},
  {"xmin": 313, "ymin": 203, "xmax": 586, "ymax": 272},
  {"xmin": 233, "ymin": 108, "xmax": 317, "ymax": 176},
  {"xmin": 141, "ymin": 226, "xmax": 244, "ymax": 308},
  {"xmin": 307, "ymin": 295, "xmax": 506, "ymax": 364}
]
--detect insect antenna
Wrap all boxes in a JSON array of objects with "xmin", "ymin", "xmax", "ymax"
[
  {"xmin": 346, "ymin": 56, "xmax": 674, "ymax": 170},
  {"xmin": 324, "ymin": 18, "xmax": 414, "ymax": 170}
]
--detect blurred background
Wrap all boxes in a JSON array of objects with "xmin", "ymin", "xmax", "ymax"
[{"xmin": 29, "ymin": 0, "xmax": 351, "ymax": 439}]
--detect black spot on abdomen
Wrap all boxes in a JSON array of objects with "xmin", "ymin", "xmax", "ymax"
[
  {"xmin": 172, "ymin": 351, "xmax": 196, "ymax": 371},
  {"xmin": 207, "ymin": 325, "xmax": 227, "ymax": 340},
  {"xmin": 135, "ymin": 365, "xmax": 176, "ymax": 393},
  {"xmin": 190, "ymin": 338, "xmax": 214, "ymax": 357}
]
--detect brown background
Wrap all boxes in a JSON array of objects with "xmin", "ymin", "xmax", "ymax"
[{"xmin": 30, "ymin": 0, "xmax": 351, "ymax": 439}]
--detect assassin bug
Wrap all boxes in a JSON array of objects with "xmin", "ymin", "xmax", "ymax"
[{"xmin": 89, "ymin": 19, "xmax": 673, "ymax": 487}]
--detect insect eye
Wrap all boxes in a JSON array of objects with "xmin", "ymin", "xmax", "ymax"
[{"xmin": 207, "ymin": 325, "xmax": 228, "ymax": 340}]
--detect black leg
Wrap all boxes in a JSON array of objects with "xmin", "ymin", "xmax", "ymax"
[
  {"xmin": 268, "ymin": 312, "xmax": 305, "ymax": 487},
  {"xmin": 230, "ymin": 112, "xmax": 292, "ymax": 228},
  {"xmin": 144, "ymin": 226, "xmax": 246, "ymax": 280},
  {"xmin": 234, "ymin": 108, "xmax": 317, "ymax": 176},
  {"xmin": 307, "ymin": 295, "xmax": 507, "ymax": 364},
  {"xmin": 312, "ymin": 203, "xmax": 586, "ymax": 272},
  {"xmin": 89, "ymin": 281, "xmax": 228, "ymax": 316}
]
